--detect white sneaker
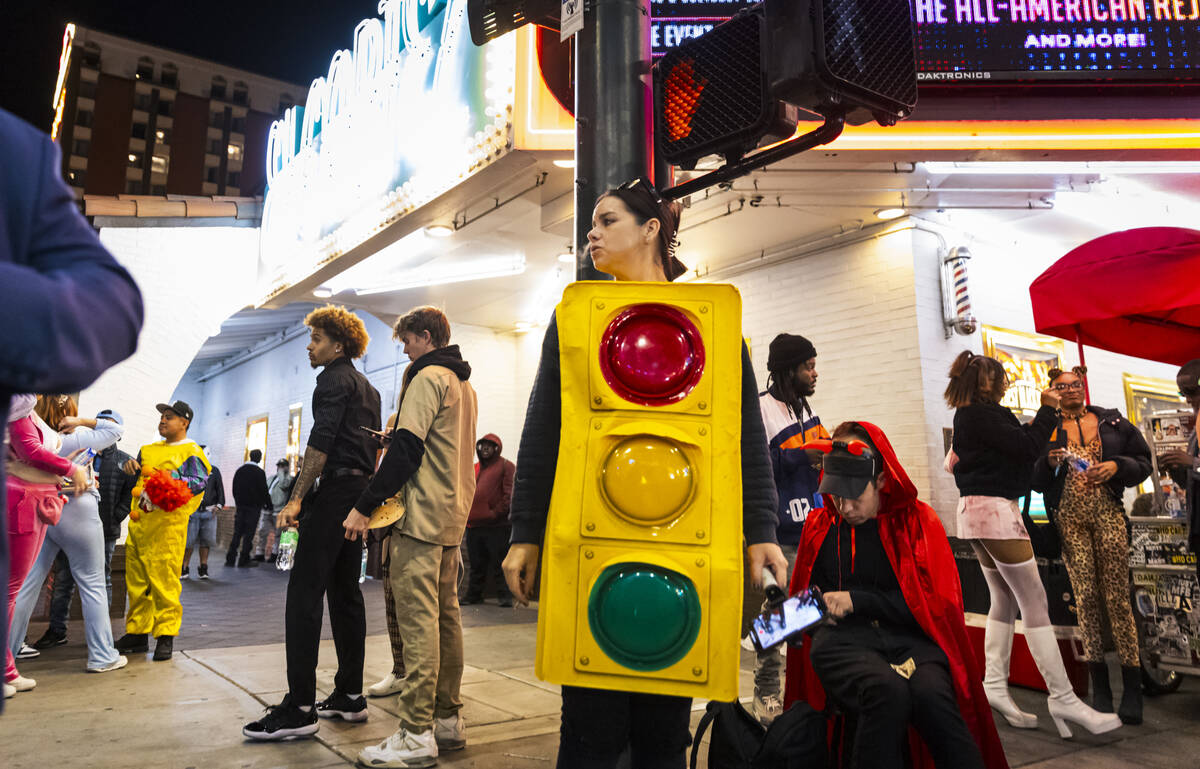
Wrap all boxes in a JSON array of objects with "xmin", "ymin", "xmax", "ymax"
[
  {"xmin": 740, "ymin": 634, "xmax": 755, "ymax": 651},
  {"xmin": 16, "ymin": 643, "xmax": 40, "ymax": 659},
  {"xmin": 752, "ymin": 693, "xmax": 783, "ymax": 726},
  {"xmin": 87, "ymin": 655, "xmax": 129, "ymax": 673},
  {"xmin": 434, "ymin": 713, "xmax": 466, "ymax": 751},
  {"xmin": 367, "ymin": 671, "xmax": 405, "ymax": 697},
  {"xmin": 9, "ymin": 675, "xmax": 36, "ymax": 692},
  {"xmin": 358, "ymin": 727, "xmax": 438, "ymax": 768},
  {"xmin": 3, "ymin": 682, "xmax": 15, "ymax": 698}
]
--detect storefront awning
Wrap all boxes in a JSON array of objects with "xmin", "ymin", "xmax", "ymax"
[{"xmin": 1030, "ymin": 226, "xmax": 1200, "ymax": 366}]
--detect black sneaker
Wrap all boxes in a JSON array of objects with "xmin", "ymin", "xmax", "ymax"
[
  {"xmin": 198, "ymin": 564, "xmax": 210, "ymax": 579},
  {"xmin": 243, "ymin": 695, "xmax": 320, "ymax": 741},
  {"xmin": 114, "ymin": 633, "xmax": 149, "ymax": 653},
  {"xmin": 460, "ymin": 596, "xmax": 482, "ymax": 605},
  {"xmin": 237, "ymin": 557, "xmax": 259, "ymax": 568},
  {"xmin": 315, "ymin": 690, "xmax": 368, "ymax": 722},
  {"xmin": 153, "ymin": 635, "xmax": 174, "ymax": 661},
  {"xmin": 252, "ymin": 554, "xmax": 265, "ymax": 562},
  {"xmin": 181, "ymin": 566, "xmax": 190, "ymax": 580},
  {"xmin": 32, "ymin": 628, "xmax": 68, "ymax": 650}
]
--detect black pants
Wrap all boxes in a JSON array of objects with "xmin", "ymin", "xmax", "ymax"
[
  {"xmin": 284, "ymin": 476, "xmax": 367, "ymax": 706},
  {"xmin": 464, "ymin": 525, "xmax": 511, "ymax": 601},
  {"xmin": 557, "ymin": 685, "xmax": 692, "ymax": 769},
  {"xmin": 809, "ymin": 624, "xmax": 984, "ymax": 769},
  {"xmin": 226, "ymin": 506, "xmax": 259, "ymax": 565}
]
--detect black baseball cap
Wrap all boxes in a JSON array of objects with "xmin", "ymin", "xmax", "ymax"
[
  {"xmin": 818, "ymin": 441, "xmax": 879, "ymax": 500},
  {"xmin": 276, "ymin": 458, "xmax": 290, "ymax": 467},
  {"xmin": 156, "ymin": 400, "xmax": 194, "ymax": 423}
]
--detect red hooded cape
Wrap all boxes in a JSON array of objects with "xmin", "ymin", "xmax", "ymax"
[{"xmin": 783, "ymin": 422, "xmax": 1008, "ymax": 769}]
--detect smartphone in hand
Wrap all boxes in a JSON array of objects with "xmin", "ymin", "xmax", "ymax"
[{"xmin": 750, "ymin": 587, "xmax": 827, "ymax": 652}]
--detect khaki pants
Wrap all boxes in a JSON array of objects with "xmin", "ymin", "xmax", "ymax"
[{"xmin": 389, "ymin": 533, "xmax": 464, "ymax": 731}]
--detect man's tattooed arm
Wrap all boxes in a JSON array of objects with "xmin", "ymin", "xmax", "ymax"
[{"xmin": 288, "ymin": 448, "xmax": 328, "ymax": 504}]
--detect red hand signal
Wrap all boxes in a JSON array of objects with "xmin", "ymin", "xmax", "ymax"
[{"xmin": 663, "ymin": 57, "xmax": 707, "ymax": 141}]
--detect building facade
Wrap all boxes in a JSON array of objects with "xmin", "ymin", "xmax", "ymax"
[{"xmin": 50, "ymin": 24, "xmax": 305, "ymax": 199}]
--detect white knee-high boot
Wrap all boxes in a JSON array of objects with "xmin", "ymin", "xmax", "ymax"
[
  {"xmin": 1024, "ymin": 625, "xmax": 1122, "ymax": 738},
  {"xmin": 982, "ymin": 620, "xmax": 1038, "ymax": 728}
]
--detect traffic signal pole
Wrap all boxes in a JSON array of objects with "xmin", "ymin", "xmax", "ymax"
[{"xmin": 574, "ymin": 0, "xmax": 653, "ymax": 280}]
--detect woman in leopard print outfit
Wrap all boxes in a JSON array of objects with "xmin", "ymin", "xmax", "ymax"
[{"xmin": 1032, "ymin": 366, "xmax": 1152, "ymax": 725}]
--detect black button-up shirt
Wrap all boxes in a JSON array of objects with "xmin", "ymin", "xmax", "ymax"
[{"xmin": 308, "ymin": 356, "xmax": 381, "ymax": 474}]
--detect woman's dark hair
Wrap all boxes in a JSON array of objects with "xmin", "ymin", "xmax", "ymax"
[
  {"xmin": 601, "ymin": 180, "xmax": 688, "ymax": 281},
  {"xmin": 944, "ymin": 351, "xmax": 1007, "ymax": 408},
  {"xmin": 1047, "ymin": 364, "xmax": 1087, "ymax": 382}
]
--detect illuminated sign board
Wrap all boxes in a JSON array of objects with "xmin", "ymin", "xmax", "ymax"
[
  {"xmin": 260, "ymin": 0, "xmax": 516, "ymax": 295},
  {"xmin": 650, "ymin": 0, "xmax": 1200, "ymax": 80}
]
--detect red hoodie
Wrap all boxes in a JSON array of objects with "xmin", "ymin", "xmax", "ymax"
[
  {"xmin": 784, "ymin": 421, "xmax": 1008, "ymax": 769},
  {"xmin": 467, "ymin": 433, "xmax": 515, "ymax": 527}
]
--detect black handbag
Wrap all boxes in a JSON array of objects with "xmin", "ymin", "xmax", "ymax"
[{"xmin": 1021, "ymin": 491, "xmax": 1061, "ymax": 561}]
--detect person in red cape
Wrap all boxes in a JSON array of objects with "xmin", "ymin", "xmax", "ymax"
[{"xmin": 783, "ymin": 421, "xmax": 1008, "ymax": 769}]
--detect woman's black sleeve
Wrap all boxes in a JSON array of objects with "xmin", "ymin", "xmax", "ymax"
[
  {"xmin": 1111, "ymin": 417, "xmax": 1153, "ymax": 488},
  {"xmin": 509, "ymin": 317, "xmax": 562, "ymax": 546}
]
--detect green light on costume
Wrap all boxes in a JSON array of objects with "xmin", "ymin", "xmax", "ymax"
[{"xmin": 587, "ymin": 563, "xmax": 701, "ymax": 671}]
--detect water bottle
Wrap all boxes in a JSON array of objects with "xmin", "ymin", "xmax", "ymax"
[
  {"xmin": 359, "ymin": 544, "xmax": 368, "ymax": 583},
  {"xmin": 62, "ymin": 447, "xmax": 97, "ymax": 489},
  {"xmin": 277, "ymin": 527, "xmax": 298, "ymax": 571}
]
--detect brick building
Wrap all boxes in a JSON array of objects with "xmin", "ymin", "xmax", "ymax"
[{"xmin": 49, "ymin": 24, "xmax": 305, "ymax": 198}]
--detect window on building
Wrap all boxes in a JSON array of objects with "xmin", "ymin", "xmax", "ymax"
[
  {"xmin": 210, "ymin": 111, "xmax": 225, "ymax": 129},
  {"xmin": 161, "ymin": 63, "xmax": 178, "ymax": 89},
  {"xmin": 151, "ymin": 184, "xmax": 167, "ymax": 196},
  {"xmin": 227, "ymin": 142, "xmax": 243, "ymax": 162},
  {"xmin": 72, "ymin": 138, "xmax": 89, "ymax": 156},
  {"xmin": 127, "ymin": 151, "xmax": 144, "ymax": 169},
  {"xmin": 206, "ymin": 166, "xmax": 219, "ymax": 184},
  {"xmin": 68, "ymin": 169, "xmax": 86, "ymax": 188},
  {"xmin": 131, "ymin": 122, "xmax": 148, "ymax": 140},
  {"xmin": 157, "ymin": 100, "xmax": 173, "ymax": 117},
  {"xmin": 231, "ymin": 116, "xmax": 246, "ymax": 134},
  {"xmin": 155, "ymin": 127, "xmax": 171, "ymax": 145},
  {"xmin": 232, "ymin": 81, "xmax": 249, "ymax": 106},
  {"xmin": 151, "ymin": 154, "xmax": 169, "ymax": 175},
  {"xmin": 81, "ymin": 44, "xmax": 100, "ymax": 69},
  {"xmin": 79, "ymin": 80, "xmax": 97, "ymax": 99},
  {"xmin": 134, "ymin": 93, "xmax": 151, "ymax": 112},
  {"xmin": 208, "ymin": 138, "xmax": 223, "ymax": 155},
  {"xmin": 75, "ymin": 109, "xmax": 93, "ymax": 128},
  {"xmin": 125, "ymin": 180, "xmax": 144, "ymax": 195},
  {"xmin": 227, "ymin": 170, "xmax": 241, "ymax": 188},
  {"xmin": 211, "ymin": 76, "xmax": 227, "ymax": 100},
  {"xmin": 135, "ymin": 57, "xmax": 154, "ymax": 81}
]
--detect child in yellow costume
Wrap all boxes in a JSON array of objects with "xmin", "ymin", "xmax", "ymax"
[{"xmin": 114, "ymin": 401, "xmax": 210, "ymax": 661}]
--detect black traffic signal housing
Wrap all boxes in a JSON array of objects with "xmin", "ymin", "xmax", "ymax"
[
  {"xmin": 467, "ymin": 0, "xmax": 561, "ymax": 46},
  {"xmin": 654, "ymin": 0, "xmax": 917, "ymax": 169}
]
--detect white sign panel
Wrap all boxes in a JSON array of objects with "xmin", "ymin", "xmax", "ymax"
[
  {"xmin": 561, "ymin": 0, "xmax": 585, "ymax": 41},
  {"xmin": 260, "ymin": 0, "xmax": 517, "ymax": 297}
]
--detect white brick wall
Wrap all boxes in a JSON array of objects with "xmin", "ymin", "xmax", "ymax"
[{"xmin": 80, "ymin": 226, "xmax": 260, "ymax": 454}]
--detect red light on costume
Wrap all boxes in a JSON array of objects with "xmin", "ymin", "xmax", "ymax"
[
  {"xmin": 600, "ymin": 304, "xmax": 705, "ymax": 406},
  {"xmin": 662, "ymin": 58, "xmax": 707, "ymax": 141}
]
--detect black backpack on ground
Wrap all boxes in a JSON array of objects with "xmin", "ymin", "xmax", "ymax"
[{"xmin": 689, "ymin": 699, "xmax": 828, "ymax": 769}]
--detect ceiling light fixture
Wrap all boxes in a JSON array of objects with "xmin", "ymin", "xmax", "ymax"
[
  {"xmin": 923, "ymin": 161, "xmax": 1200, "ymax": 175},
  {"xmin": 514, "ymin": 321, "xmax": 535, "ymax": 332},
  {"xmin": 552, "ymin": 159, "xmax": 576, "ymax": 169},
  {"xmin": 874, "ymin": 207, "xmax": 907, "ymax": 220},
  {"xmin": 557, "ymin": 245, "xmax": 574, "ymax": 263},
  {"xmin": 353, "ymin": 254, "xmax": 526, "ymax": 295},
  {"xmin": 312, "ymin": 286, "xmax": 333, "ymax": 298},
  {"xmin": 423, "ymin": 224, "xmax": 454, "ymax": 238}
]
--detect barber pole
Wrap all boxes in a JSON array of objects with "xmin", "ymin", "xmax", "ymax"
[{"xmin": 942, "ymin": 245, "xmax": 978, "ymax": 337}]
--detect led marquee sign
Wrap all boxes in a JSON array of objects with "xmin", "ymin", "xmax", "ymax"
[
  {"xmin": 650, "ymin": 0, "xmax": 1200, "ymax": 80},
  {"xmin": 260, "ymin": 0, "xmax": 516, "ymax": 295}
]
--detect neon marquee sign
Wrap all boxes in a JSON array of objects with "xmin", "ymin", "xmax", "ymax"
[{"xmin": 260, "ymin": 0, "xmax": 516, "ymax": 295}]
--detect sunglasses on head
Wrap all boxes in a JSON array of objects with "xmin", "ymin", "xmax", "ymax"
[{"xmin": 619, "ymin": 177, "xmax": 666, "ymax": 206}]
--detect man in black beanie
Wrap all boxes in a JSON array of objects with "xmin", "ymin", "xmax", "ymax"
[{"xmin": 748, "ymin": 332, "xmax": 830, "ymax": 724}]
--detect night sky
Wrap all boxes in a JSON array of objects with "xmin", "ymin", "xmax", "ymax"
[{"xmin": 1, "ymin": 0, "xmax": 382, "ymax": 131}]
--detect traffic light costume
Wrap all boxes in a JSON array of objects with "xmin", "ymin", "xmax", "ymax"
[
  {"xmin": 125, "ymin": 440, "xmax": 210, "ymax": 638},
  {"xmin": 783, "ymin": 423, "xmax": 1007, "ymax": 769},
  {"xmin": 509, "ymin": 282, "xmax": 778, "ymax": 764}
]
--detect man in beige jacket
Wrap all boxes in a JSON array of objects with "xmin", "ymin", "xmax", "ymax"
[{"xmin": 343, "ymin": 306, "xmax": 478, "ymax": 769}]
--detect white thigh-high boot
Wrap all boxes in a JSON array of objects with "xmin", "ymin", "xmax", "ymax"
[
  {"xmin": 983, "ymin": 619, "xmax": 1038, "ymax": 728},
  {"xmin": 1024, "ymin": 626, "xmax": 1122, "ymax": 738}
]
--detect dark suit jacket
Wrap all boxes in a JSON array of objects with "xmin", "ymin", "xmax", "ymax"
[
  {"xmin": 232, "ymin": 463, "xmax": 272, "ymax": 511},
  {"xmin": 0, "ymin": 108, "xmax": 143, "ymax": 712}
]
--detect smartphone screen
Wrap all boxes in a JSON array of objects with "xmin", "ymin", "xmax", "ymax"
[{"xmin": 752, "ymin": 590, "xmax": 824, "ymax": 650}]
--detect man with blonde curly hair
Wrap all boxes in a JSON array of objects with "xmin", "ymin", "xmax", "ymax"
[{"xmin": 244, "ymin": 305, "xmax": 381, "ymax": 741}]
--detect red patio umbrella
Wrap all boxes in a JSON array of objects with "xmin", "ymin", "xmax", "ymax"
[{"xmin": 1030, "ymin": 226, "xmax": 1200, "ymax": 373}]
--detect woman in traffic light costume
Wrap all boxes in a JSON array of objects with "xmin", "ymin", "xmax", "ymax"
[{"xmin": 502, "ymin": 178, "xmax": 787, "ymax": 768}]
